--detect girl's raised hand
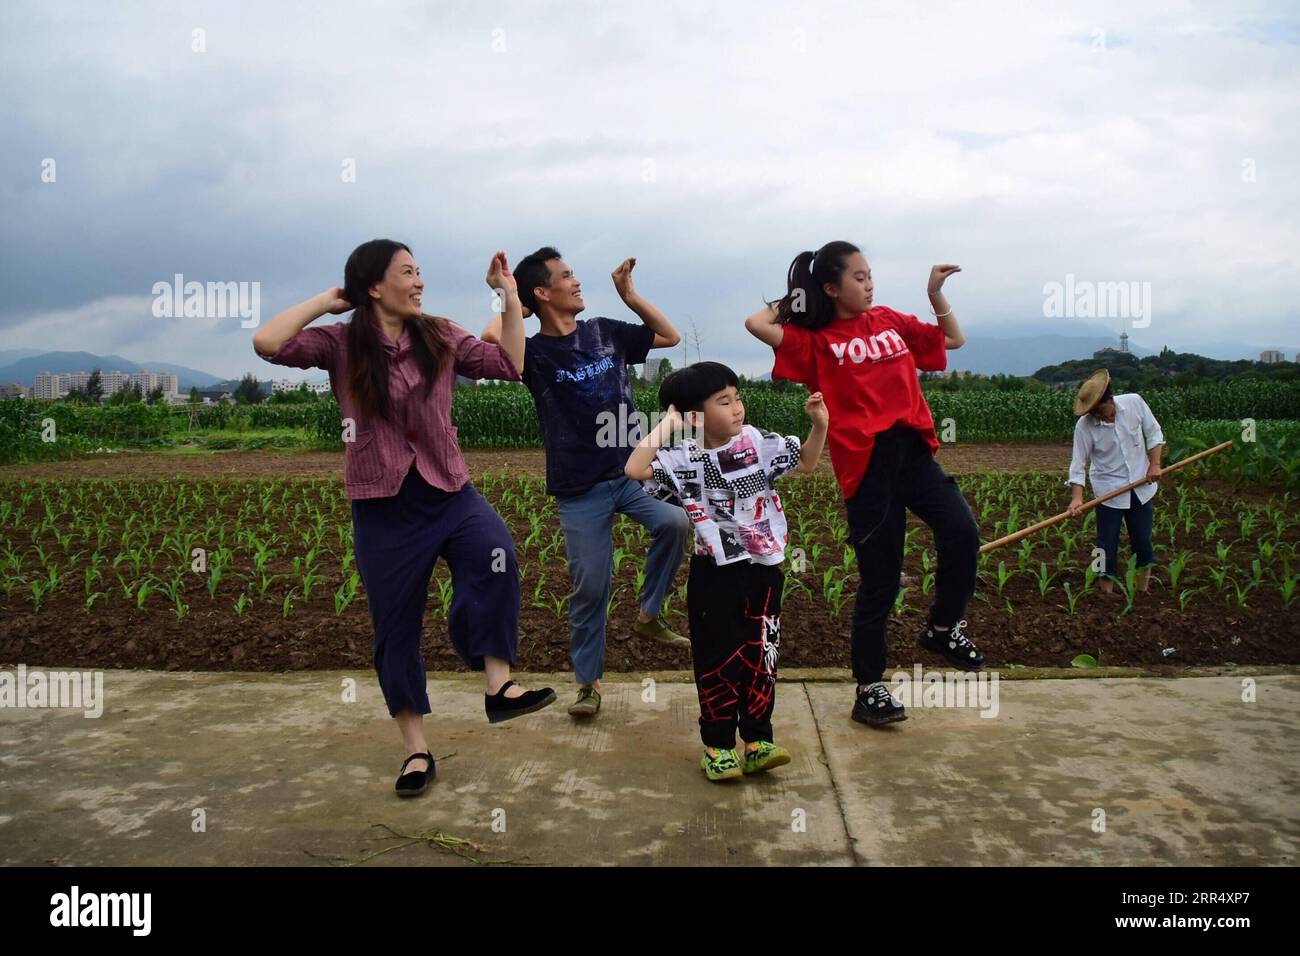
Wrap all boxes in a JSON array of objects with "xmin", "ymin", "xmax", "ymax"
[
  {"xmin": 805, "ymin": 391, "xmax": 829, "ymax": 427},
  {"xmin": 318, "ymin": 287, "xmax": 352, "ymax": 315},
  {"xmin": 927, "ymin": 264, "xmax": 962, "ymax": 295}
]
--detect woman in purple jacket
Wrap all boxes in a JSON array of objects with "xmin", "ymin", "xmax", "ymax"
[{"xmin": 254, "ymin": 239, "xmax": 555, "ymax": 798}]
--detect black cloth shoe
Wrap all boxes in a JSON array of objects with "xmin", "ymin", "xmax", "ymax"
[
  {"xmin": 485, "ymin": 680, "xmax": 557, "ymax": 724},
  {"xmin": 395, "ymin": 751, "xmax": 435, "ymax": 798},
  {"xmin": 852, "ymin": 682, "xmax": 907, "ymax": 726},
  {"xmin": 918, "ymin": 618, "xmax": 985, "ymax": 670}
]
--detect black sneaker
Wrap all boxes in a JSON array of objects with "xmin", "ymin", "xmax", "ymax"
[
  {"xmin": 918, "ymin": 618, "xmax": 985, "ymax": 670},
  {"xmin": 485, "ymin": 680, "xmax": 557, "ymax": 723},
  {"xmin": 852, "ymin": 682, "xmax": 907, "ymax": 726}
]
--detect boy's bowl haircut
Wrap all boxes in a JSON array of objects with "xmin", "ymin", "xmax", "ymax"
[{"xmin": 658, "ymin": 361, "xmax": 740, "ymax": 412}]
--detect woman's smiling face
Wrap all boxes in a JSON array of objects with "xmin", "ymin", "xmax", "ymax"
[{"xmin": 370, "ymin": 248, "xmax": 425, "ymax": 320}]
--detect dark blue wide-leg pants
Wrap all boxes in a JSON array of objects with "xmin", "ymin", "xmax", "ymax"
[{"xmin": 351, "ymin": 466, "xmax": 520, "ymax": 717}]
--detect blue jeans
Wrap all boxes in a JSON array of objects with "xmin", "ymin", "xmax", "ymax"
[
  {"xmin": 556, "ymin": 475, "xmax": 691, "ymax": 685},
  {"xmin": 1095, "ymin": 497, "xmax": 1156, "ymax": 580}
]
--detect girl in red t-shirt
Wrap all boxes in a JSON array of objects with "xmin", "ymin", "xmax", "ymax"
[{"xmin": 745, "ymin": 240, "xmax": 984, "ymax": 727}]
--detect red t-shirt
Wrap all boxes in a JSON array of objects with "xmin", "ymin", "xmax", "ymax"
[{"xmin": 771, "ymin": 305, "xmax": 947, "ymax": 499}]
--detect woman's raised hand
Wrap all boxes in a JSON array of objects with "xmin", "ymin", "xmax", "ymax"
[{"xmin": 317, "ymin": 287, "xmax": 352, "ymax": 315}]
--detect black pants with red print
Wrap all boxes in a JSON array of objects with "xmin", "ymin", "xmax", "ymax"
[{"xmin": 686, "ymin": 555, "xmax": 784, "ymax": 749}]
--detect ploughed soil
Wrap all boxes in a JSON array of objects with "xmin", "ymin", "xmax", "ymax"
[
  {"xmin": 1, "ymin": 451, "xmax": 1295, "ymax": 677},
  {"xmin": 4, "ymin": 567, "xmax": 1291, "ymax": 677}
]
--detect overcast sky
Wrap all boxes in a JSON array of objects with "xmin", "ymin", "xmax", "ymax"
[{"xmin": 1, "ymin": 0, "xmax": 1297, "ymax": 380}]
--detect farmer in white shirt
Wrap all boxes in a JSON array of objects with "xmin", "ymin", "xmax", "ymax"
[{"xmin": 1066, "ymin": 370, "xmax": 1164, "ymax": 594}]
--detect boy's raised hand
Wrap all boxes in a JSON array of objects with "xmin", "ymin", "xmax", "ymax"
[
  {"xmin": 666, "ymin": 402, "xmax": 698, "ymax": 428},
  {"xmin": 805, "ymin": 391, "xmax": 829, "ymax": 427},
  {"xmin": 662, "ymin": 403, "xmax": 701, "ymax": 442},
  {"xmin": 612, "ymin": 257, "xmax": 637, "ymax": 301},
  {"xmin": 927, "ymin": 264, "xmax": 962, "ymax": 295}
]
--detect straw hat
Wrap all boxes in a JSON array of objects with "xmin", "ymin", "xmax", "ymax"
[{"xmin": 1073, "ymin": 369, "xmax": 1111, "ymax": 416}]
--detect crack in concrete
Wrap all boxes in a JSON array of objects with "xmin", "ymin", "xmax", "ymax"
[{"xmin": 803, "ymin": 681, "xmax": 859, "ymax": 866}]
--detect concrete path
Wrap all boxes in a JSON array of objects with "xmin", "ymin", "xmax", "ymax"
[{"xmin": 2, "ymin": 669, "xmax": 1297, "ymax": 866}]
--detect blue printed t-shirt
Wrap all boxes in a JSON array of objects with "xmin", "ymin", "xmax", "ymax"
[{"xmin": 521, "ymin": 316, "xmax": 656, "ymax": 498}]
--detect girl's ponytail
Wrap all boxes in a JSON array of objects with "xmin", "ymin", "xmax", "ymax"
[{"xmin": 772, "ymin": 240, "xmax": 860, "ymax": 330}]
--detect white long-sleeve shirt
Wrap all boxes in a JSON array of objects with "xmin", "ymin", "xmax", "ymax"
[{"xmin": 1067, "ymin": 392, "xmax": 1164, "ymax": 509}]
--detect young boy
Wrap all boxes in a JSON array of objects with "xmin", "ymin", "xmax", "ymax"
[{"xmin": 626, "ymin": 362, "xmax": 829, "ymax": 781}]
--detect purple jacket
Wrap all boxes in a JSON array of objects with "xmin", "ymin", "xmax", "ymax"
[{"xmin": 257, "ymin": 318, "xmax": 519, "ymax": 499}]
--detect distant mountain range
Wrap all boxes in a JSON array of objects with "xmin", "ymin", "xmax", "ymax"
[
  {"xmin": 0, "ymin": 350, "xmax": 271, "ymax": 393},
  {"xmin": 942, "ymin": 333, "xmax": 1153, "ymax": 376},
  {"xmin": 948, "ymin": 319, "xmax": 1297, "ymax": 372}
]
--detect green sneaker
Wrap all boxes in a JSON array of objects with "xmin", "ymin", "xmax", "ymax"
[
  {"xmin": 567, "ymin": 686, "xmax": 601, "ymax": 717},
  {"xmin": 742, "ymin": 741, "xmax": 791, "ymax": 775},
  {"xmin": 700, "ymin": 746, "xmax": 742, "ymax": 782},
  {"xmin": 634, "ymin": 615, "xmax": 691, "ymax": 649}
]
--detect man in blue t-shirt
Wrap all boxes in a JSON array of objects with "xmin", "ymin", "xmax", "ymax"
[{"xmin": 482, "ymin": 247, "xmax": 690, "ymax": 718}]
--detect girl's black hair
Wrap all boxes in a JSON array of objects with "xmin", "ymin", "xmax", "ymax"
[
  {"xmin": 771, "ymin": 240, "xmax": 861, "ymax": 330},
  {"xmin": 658, "ymin": 361, "xmax": 739, "ymax": 412}
]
